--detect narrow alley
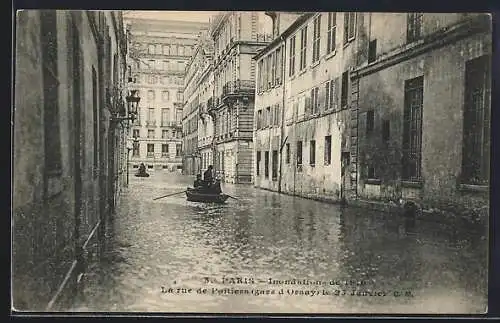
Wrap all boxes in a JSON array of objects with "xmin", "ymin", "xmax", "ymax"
[{"xmin": 71, "ymin": 171, "xmax": 487, "ymax": 314}]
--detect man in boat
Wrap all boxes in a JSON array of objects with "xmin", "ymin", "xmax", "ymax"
[
  {"xmin": 138, "ymin": 163, "xmax": 147, "ymax": 175},
  {"xmin": 193, "ymin": 174, "xmax": 204, "ymax": 190},
  {"xmin": 203, "ymin": 165, "xmax": 214, "ymax": 188},
  {"xmin": 212, "ymin": 178, "xmax": 222, "ymax": 194}
]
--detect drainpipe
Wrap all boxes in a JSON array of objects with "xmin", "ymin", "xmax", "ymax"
[{"xmin": 277, "ymin": 34, "xmax": 286, "ymax": 194}]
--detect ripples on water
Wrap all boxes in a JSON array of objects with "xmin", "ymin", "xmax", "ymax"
[{"xmin": 71, "ymin": 172, "xmax": 488, "ymax": 314}]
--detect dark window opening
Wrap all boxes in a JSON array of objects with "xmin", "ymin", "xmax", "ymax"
[
  {"xmin": 285, "ymin": 143, "xmax": 290, "ymax": 164},
  {"xmin": 264, "ymin": 151, "xmax": 269, "ymax": 178},
  {"xmin": 310, "ymin": 140, "xmax": 316, "ymax": 166},
  {"xmin": 341, "ymin": 71, "xmax": 349, "ymax": 107},
  {"xmin": 367, "ymin": 165, "xmax": 376, "ymax": 179},
  {"xmin": 366, "ymin": 110, "xmax": 374, "ymax": 134},
  {"xmin": 368, "ymin": 39, "xmax": 377, "ymax": 63},
  {"xmin": 324, "ymin": 135, "xmax": 332, "ymax": 165},
  {"xmin": 402, "ymin": 76, "xmax": 424, "ymax": 181},
  {"xmin": 461, "ymin": 55, "xmax": 490, "ymax": 185},
  {"xmin": 272, "ymin": 150, "xmax": 278, "ymax": 180},
  {"xmin": 407, "ymin": 13, "xmax": 423, "ymax": 43},
  {"xmin": 256, "ymin": 151, "xmax": 261, "ymax": 175},
  {"xmin": 382, "ymin": 119, "xmax": 390, "ymax": 141},
  {"xmin": 297, "ymin": 141, "xmax": 303, "ymax": 165}
]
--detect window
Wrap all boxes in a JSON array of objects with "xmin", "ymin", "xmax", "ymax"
[
  {"xmin": 92, "ymin": 67, "xmax": 98, "ymax": 169},
  {"xmin": 148, "ymin": 129, "xmax": 155, "ymax": 138},
  {"xmin": 276, "ymin": 46, "xmax": 283, "ymax": 84},
  {"xmin": 176, "ymin": 109, "xmax": 183, "ymax": 122},
  {"xmin": 312, "ymin": 15, "xmax": 321, "ymax": 63},
  {"xmin": 148, "ymin": 108, "xmax": 155, "ymax": 122},
  {"xmin": 162, "ymin": 144, "xmax": 169, "ymax": 156},
  {"xmin": 133, "ymin": 129, "xmax": 140, "ymax": 138},
  {"xmin": 300, "ymin": 26, "xmax": 307, "ymax": 70},
  {"xmin": 274, "ymin": 104, "xmax": 281, "ymax": 126},
  {"xmin": 163, "ymin": 45, "xmax": 170, "ymax": 55},
  {"xmin": 297, "ymin": 141, "xmax": 303, "ymax": 165},
  {"xmin": 366, "ymin": 110, "xmax": 374, "ymax": 134},
  {"xmin": 258, "ymin": 60, "xmax": 264, "ymax": 92},
  {"xmin": 148, "ymin": 60, "xmax": 155, "ymax": 70},
  {"xmin": 162, "ymin": 91, "xmax": 169, "ymax": 101},
  {"xmin": 147, "ymin": 90, "xmax": 155, "ymax": 101},
  {"xmin": 327, "ymin": 13, "xmax": 337, "ymax": 54},
  {"xmin": 382, "ymin": 120, "xmax": 390, "ymax": 142},
  {"xmin": 341, "ymin": 71, "xmax": 349, "ymax": 107},
  {"xmin": 402, "ymin": 76, "xmax": 424, "ymax": 181},
  {"xmin": 311, "ymin": 87, "xmax": 319, "ymax": 114},
  {"xmin": 266, "ymin": 106, "xmax": 271, "ymax": 127},
  {"xmin": 324, "ymin": 135, "xmax": 332, "ymax": 165},
  {"xmin": 177, "ymin": 91, "xmax": 182, "ymax": 101},
  {"xmin": 272, "ymin": 150, "xmax": 278, "ymax": 180},
  {"xmin": 161, "ymin": 108, "xmax": 169, "ymax": 126},
  {"xmin": 367, "ymin": 165, "xmax": 376, "ymax": 179},
  {"xmin": 462, "ymin": 55, "xmax": 490, "ymax": 185},
  {"xmin": 176, "ymin": 144, "xmax": 182, "ymax": 157},
  {"xmin": 407, "ymin": 13, "xmax": 423, "ymax": 43},
  {"xmin": 343, "ymin": 12, "xmax": 356, "ymax": 44},
  {"xmin": 41, "ymin": 10, "xmax": 61, "ymax": 174},
  {"xmin": 132, "ymin": 142, "xmax": 140, "ymax": 157},
  {"xmin": 256, "ymin": 151, "xmax": 261, "ymax": 175},
  {"xmin": 264, "ymin": 151, "xmax": 269, "ymax": 178},
  {"xmin": 271, "ymin": 51, "xmax": 276, "ymax": 86},
  {"xmin": 310, "ymin": 140, "xmax": 316, "ymax": 166},
  {"xmin": 257, "ymin": 110, "xmax": 263, "ymax": 129},
  {"xmin": 148, "ymin": 44, "xmax": 155, "ymax": 54},
  {"xmin": 289, "ymin": 35, "xmax": 296, "ymax": 76},
  {"xmin": 286, "ymin": 143, "xmax": 290, "ymax": 164},
  {"xmin": 147, "ymin": 144, "xmax": 154, "ymax": 157},
  {"xmin": 325, "ymin": 78, "xmax": 338, "ymax": 110},
  {"xmin": 368, "ymin": 39, "xmax": 377, "ymax": 63}
]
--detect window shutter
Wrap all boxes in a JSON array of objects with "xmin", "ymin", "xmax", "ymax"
[
  {"xmin": 318, "ymin": 85, "xmax": 325, "ymax": 113},
  {"xmin": 305, "ymin": 93, "xmax": 312, "ymax": 116},
  {"xmin": 325, "ymin": 82, "xmax": 330, "ymax": 110},
  {"xmin": 333, "ymin": 77, "xmax": 340, "ymax": 110}
]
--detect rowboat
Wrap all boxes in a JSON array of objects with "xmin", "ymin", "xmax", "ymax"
[
  {"xmin": 135, "ymin": 173, "xmax": 150, "ymax": 177},
  {"xmin": 186, "ymin": 187, "xmax": 229, "ymax": 204}
]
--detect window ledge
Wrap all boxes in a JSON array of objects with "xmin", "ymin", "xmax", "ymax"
[
  {"xmin": 298, "ymin": 69, "xmax": 307, "ymax": 76},
  {"xmin": 458, "ymin": 183, "xmax": 489, "ymax": 192},
  {"xmin": 325, "ymin": 50, "xmax": 337, "ymax": 61},
  {"xmin": 311, "ymin": 60, "xmax": 321, "ymax": 69},
  {"xmin": 365, "ymin": 178, "xmax": 381, "ymax": 185},
  {"xmin": 401, "ymin": 180, "xmax": 423, "ymax": 188}
]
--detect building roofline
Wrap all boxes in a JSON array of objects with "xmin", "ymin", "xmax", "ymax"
[{"xmin": 253, "ymin": 13, "xmax": 315, "ymax": 60}]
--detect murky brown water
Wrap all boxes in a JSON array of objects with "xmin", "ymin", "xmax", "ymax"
[{"xmin": 71, "ymin": 171, "xmax": 487, "ymax": 314}]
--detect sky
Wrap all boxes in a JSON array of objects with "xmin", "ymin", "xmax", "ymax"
[{"xmin": 122, "ymin": 11, "xmax": 218, "ymax": 23}]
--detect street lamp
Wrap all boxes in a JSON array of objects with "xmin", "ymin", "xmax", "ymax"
[{"xmin": 110, "ymin": 89, "xmax": 141, "ymax": 125}]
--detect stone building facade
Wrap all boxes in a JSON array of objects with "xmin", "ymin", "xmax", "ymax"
[
  {"xmin": 254, "ymin": 12, "xmax": 357, "ymax": 202},
  {"xmin": 13, "ymin": 10, "xmax": 128, "ymax": 310},
  {"xmin": 254, "ymin": 12, "xmax": 491, "ymax": 214},
  {"xmin": 352, "ymin": 13, "xmax": 491, "ymax": 212},
  {"xmin": 124, "ymin": 18, "xmax": 208, "ymax": 173},
  {"xmin": 182, "ymin": 31, "xmax": 213, "ymax": 175},
  {"xmin": 208, "ymin": 12, "xmax": 273, "ymax": 183}
]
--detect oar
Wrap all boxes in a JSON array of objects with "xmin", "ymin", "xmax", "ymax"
[
  {"xmin": 153, "ymin": 190, "xmax": 187, "ymax": 200},
  {"xmin": 225, "ymin": 194, "xmax": 239, "ymax": 201}
]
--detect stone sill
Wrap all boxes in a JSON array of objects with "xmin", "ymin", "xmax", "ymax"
[
  {"xmin": 458, "ymin": 183, "xmax": 489, "ymax": 193},
  {"xmin": 401, "ymin": 180, "xmax": 423, "ymax": 188}
]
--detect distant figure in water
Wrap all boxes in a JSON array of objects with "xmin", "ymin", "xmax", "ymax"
[
  {"xmin": 138, "ymin": 163, "xmax": 147, "ymax": 175},
  {"xmin": 204, "ymin": 165, "xmax": 214, "ymax": 184}
]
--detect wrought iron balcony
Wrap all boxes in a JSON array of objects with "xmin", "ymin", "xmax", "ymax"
[
  {"xmin": 256, "ymin": 33, "xmax": 273, "ymax": 42},
  {"xmin": 222, "ymin": 79, "xmax": 255, "ymax": 98}
]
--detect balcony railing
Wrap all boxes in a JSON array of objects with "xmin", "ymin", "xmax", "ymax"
[
  {"xmin": 222, "ymin": 79, "xmax": 255, "ymax": 97},
  {"xmin": 160, "ymin": 121, "xmax": 182, "ymax": 128},
  {"xmin": 256, "ymin": 33, "xmax": 273, "ymax": 42}
]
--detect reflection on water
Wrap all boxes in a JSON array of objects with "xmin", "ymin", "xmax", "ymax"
[{"xmin": 71, "ymin": 172, "xmax": 488, "ymax": 314}]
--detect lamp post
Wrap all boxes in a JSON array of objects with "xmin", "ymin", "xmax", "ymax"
[
  {"xmin": 126, "ymin": 140, "xmax": 133, "ymax": 186},
  {"xmin": 110, "ymin": 89, "xmax": 141, "ymax": 126}
]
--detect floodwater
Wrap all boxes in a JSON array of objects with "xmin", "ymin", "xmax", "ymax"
[{"xmin": 70, "ymin": 171, "xmax": 488, "ymax": 314}]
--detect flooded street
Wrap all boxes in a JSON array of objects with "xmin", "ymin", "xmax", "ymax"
[{"xmin": 71, "ymin": 171, "xmax": 487, "ymax": 314}]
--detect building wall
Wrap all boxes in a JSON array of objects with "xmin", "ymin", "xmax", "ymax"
[
  {"xmin": 254, "ymin": 12, "xmax": 356, "ymax": 201},
  {"xmin": 13, "ymin": 10, "xmax": 127, "ymax": 310},
  {"xmin": 355, "ymin": 13, "xmax": 491, "ymax": 211},
  {"xmin": 125, "ymin": 18, "xmax": 208, "ymax": 172}
]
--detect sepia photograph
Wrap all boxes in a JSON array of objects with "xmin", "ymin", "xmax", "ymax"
[{"xmin": 12, "ymin": 10, "xmax": 491, "ymax": 314}]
